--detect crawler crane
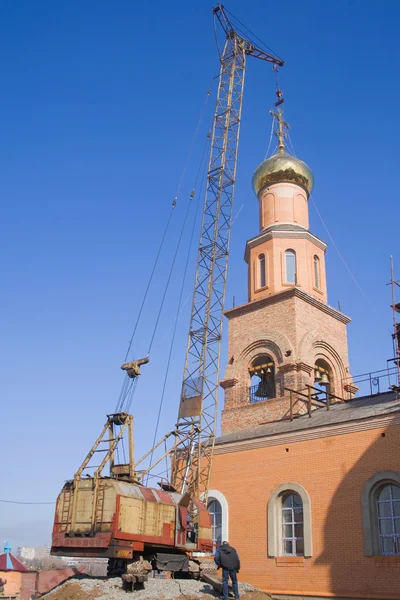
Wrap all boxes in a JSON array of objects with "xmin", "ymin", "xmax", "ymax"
[{"xmin": 51, "ymin": 5, "xmax": 284, "ymax": 582}]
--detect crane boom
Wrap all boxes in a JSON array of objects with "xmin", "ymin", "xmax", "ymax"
[{"xmin": 171, "ymin": 5, "xmax": 284, "ymax": 500}]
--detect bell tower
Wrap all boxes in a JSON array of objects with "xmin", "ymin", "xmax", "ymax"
[{"xmin": 220, "ymin": 110, "xmax": 356, "ymax": 434}]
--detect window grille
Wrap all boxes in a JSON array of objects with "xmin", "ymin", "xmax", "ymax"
[
  {"xmin": 377, "ymin": 484, "xmax": 400, "ymax": 555},
  {"xmin": 208, "ymin": 499, "xmax": 222, "ymax": 550},
  {"xmin": 282, "ymin": 493, "xmax": 304, "ymax": 556}
]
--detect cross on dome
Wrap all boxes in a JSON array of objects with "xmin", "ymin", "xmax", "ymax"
[{"xmin": 269, "ymin": 108, "xmax": 290, "ymax": 153}]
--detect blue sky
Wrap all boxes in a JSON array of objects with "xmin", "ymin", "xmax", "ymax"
[{"xmin": 1, "ymin": 0, "xmax": 399, "ymax": 550}]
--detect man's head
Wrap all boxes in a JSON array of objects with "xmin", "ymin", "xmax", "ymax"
[{"xmin": 222, "ymin": 540, "xmax": 229, "ymax": 546}]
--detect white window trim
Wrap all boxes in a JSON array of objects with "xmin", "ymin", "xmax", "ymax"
[
  {"xmin": 361, "ymin": 470, "xmax": 400, "ymax": 556},
  {"xmin": 206, "ymin": 489, "xmax": 229, "ymax": 543},
  {"xmin": 267, "ymin": 482, "xmax": 312, "ymax": 557}
]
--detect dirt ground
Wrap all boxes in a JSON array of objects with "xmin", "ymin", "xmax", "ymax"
[
  {"xmin": 43, "ymin": 582, "xmax": 102, "ymax": 600},
  {"xmin": 43, "ymin": 581, "xmax": 272, "ymax": 600},
  {"xmin": 174, "ymin": 596, "xmax": 271, "ymax": 600}
]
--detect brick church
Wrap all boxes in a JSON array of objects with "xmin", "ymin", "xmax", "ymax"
[{"xmin": 208, "ymin": 112, "xmax": 400, "ymax": 600}]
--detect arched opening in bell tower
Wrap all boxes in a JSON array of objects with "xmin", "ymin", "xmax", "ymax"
[
  {"xmin": 249, "ymin": 354, "xmax": 276, "ymax": 403},
  {"xmin": 313, "ymin": 359, "xmax": 332, "ymax": 401}
]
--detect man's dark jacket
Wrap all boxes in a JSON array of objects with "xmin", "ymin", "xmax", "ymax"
[{"xmin": 215, "ymin": 544, "xmax": 240, "ymax": 571}]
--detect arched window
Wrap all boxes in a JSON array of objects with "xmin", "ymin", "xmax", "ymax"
[
  {"xmin": 282, "ymin": 493, "xmax": 304, "ymax": 556},
  {"xmin": 258, "ymin": 254, "xmax": 266, "ymax": 288},
  {"xmin": 313, "ymin": 255, "xmax": 320, "ymax": 289},
  {"xmin": 377, "ymin": 484, "xmax": 400, "ymax": 555},
  {"xmin": 268, "ymin": 482, "xmax": 312, "ymax": 557},
  {"xmin": 285, "ymin": 250, "xmax": 296, "ymax": 284},
  {"xmin": 249, "ymin": 354, "xmax": 276, "ymax": 403},
  {"xmin": 208, "ymin": 499, "xmax": 222, "ymax": 550},
  {"xmin": 361, "ymin": 471, "xmax": 400, "ymax": 556},
  {"xmin": 207, "ymin": 490, "xmax": 229, "ymax": 552}
]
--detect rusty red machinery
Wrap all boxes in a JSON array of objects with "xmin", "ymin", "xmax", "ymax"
[{"xmin": 51, "ymin": 412, "xmax": 213, "ymax": 578}]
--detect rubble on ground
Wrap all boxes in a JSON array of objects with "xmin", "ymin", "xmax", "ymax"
[{"xmin": 42, "ymin": 576, "xmax": 270, "ymax": 600}]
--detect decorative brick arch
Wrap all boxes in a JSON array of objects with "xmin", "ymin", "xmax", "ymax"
[
  {"xmin": 297, "ymin": 329, "xmax": 347, "ymax": 396},
  {"xmin": 312, "ymin": 340, "xmax": 347, "ymax": 396},
  {"xmin": 238, "ymin": 331, "xmax": 294, "ymax": 365},
  {"xmin": 233, "ymin": 335, "xmax": 293, "ymax": 398}
]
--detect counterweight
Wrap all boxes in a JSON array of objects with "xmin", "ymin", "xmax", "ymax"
[{"xmin": 171, "ymin": 5, "xmax": 284, "ymax": 500}]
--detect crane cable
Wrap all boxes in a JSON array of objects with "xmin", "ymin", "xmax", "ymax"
[
  {"xmin": 145, "ymin": 134, "xmax": 211, "ymax": 477},
  {"xmin": 128, "ymin": 133, "xmax": 211, "ymax": 415},
  {"xmin": 264, "ymin": 117, "xmax": 275, "ymax": 159},
  {"xmin": 224, "ymin": 7, "xmax": 284, "ymax": 62},
  {"xmin": 115, "ymin": 86, "xmax": 213, "ymax": 414},
  {"xmin": 122, "ymin": 86, "xmax": 212, "ymax": 366},
  {"xmin": 114, "ymin": 205, "xmax": 175, "ymax": 414},
  {"xmin": 288, "ymin": 133, "xmax": 389, "ymax": 327},
  {"xmin": 213, "ymin": 13, "xmax": 222, "ymax": 59},
  {"xmin": 123, "ymin": 204, "xmax": 176, "ymax": 364},
  {"xmin": 146, "ymin": 188, "xmax": 199, "ymax": 356},
  {"xmin": 0, "ymin": 498, "xmax": 55, "ymax": 505}
]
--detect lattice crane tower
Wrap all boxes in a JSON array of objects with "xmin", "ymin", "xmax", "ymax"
[{"xmin": 171, "ymin": 4, "xmax": 284, "ymax": 500}]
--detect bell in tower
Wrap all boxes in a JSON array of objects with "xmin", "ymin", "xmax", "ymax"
[{"xmin": 249, "ymin": 355, "xmax": 276, "ymax": 403}]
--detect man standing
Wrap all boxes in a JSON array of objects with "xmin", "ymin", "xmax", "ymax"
[{"xmin": 214, "ymin": 540, "xmax": 240, "ymax": 600}]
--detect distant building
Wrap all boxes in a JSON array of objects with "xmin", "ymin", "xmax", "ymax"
[
  {"xmin": 19, "ymin": 546, "xmax": 35, "ymax": 561},
  {"xmin": 35, "ymin": 545, "xmax": 51, "ymax": 560}
]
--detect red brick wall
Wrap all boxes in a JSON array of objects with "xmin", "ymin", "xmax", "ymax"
[
  {"xmin": 21, "ymin": 572, "xmax": 37, "ymax": 600},
  {"xmin": 1, "ymin": 570, "xmax": 22, "ymax": 596},
  {"xmin": 37, "ymin": 568, "xmax": 80, "ymax": 594},
  {"xmin": 209, "ymin": 422, "xmax": 400, "ymax": 599},
  {"xmin": 220, "ymin": 289, "xmax": 352, "ymax": 434},
  {"xmin": 248, "ymin": 235, "xmax": 327, "ymax": 304}
]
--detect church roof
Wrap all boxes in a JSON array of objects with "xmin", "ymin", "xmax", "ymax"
[
  {"xmin": 216, "ymin": 391, "xmax": 400, "ymax": 447},
  {"xmin": 0, "ymin": 542, "xmax": 29, "ymax": 572},
  {"xmin": 0, "ymin": 550, "xmax": 29, "ymax": 572}
]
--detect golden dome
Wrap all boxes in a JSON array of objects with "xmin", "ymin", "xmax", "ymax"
[{"xmin": 252, "ymin": 151, "xmax": 314, "ymax": 197}]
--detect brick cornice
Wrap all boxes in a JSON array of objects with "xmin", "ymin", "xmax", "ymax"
[
  {"xmin": 277, "ymin": 362, "xmax": 297, "ymax": 374},
  {"xmin": 224, "ymin": 287, "xmax": 351, "ymax": 324},
  {"xmin": 244, "ymin": 229, "xmax": 327, "ymax": 262},
  {"xmin": 296, "ymin": 362, "xmax": 314, "ymax": 374},
  {"xmin": 214, "ymin": 412, "xmax": 400, "ymax": 455}
]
